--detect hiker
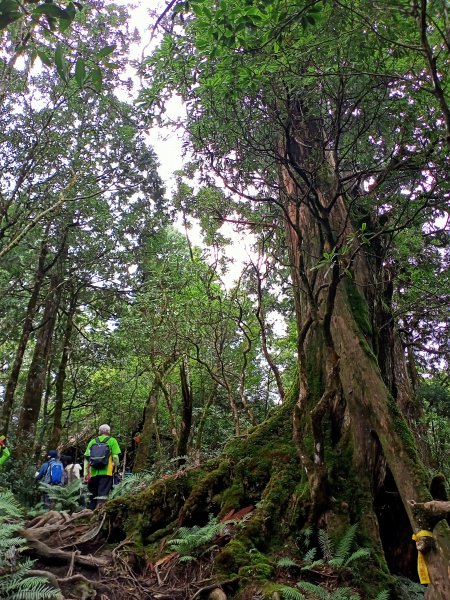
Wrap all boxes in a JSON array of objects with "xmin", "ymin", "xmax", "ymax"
[
  {"xmin": 0, "ymin": 436, "xmax": 10, "ymax": 468},
  {"xmin": 35, "ymin": 450, "xmax": 64, "ymax": 507},
  {"xmin": 84, "ymin": 424, "xmax": 121, "ymax": 510},
  {"xmin": 65, "ymin": 460, "xmax": 82, "ymax": 484}
]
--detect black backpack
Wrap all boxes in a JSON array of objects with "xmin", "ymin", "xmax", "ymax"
[{"xmin": 88, "ymin": 437, "xmax": 111, "ymax": 468}]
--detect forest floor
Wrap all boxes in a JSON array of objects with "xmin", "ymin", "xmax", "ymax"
[{"xmin": 23, "ymin": 507, "xmax": 242, "ymax": 600}]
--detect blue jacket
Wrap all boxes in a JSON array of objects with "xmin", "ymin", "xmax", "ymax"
[{"xmin": 36, "ymin": 459, "xmax": 54, "ymax": 482}]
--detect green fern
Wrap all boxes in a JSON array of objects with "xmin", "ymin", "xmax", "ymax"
[
  {"xmin": 301, "ymin": 558, "xmax": 325, "ymax": 572},
  {"xmin": 374, "ymin": 591, "xmax": 390, "ymax": 600},
  {"xmin": 297, "ymin": 581, "xmax": 331, "ymax": 600},
  {"xmin": 297, "ymin": 581, "xmax": 360, "ymax": 600},
  {"xmin": 0, "ymin": 489, "xmax": 58, "ymax": 599},
  {"xmin": 109, "ymin": 471, "xmax": 155, "ymax": 499},
  {"xmin": 303, "ymin": 525, "xmax": 370, "ymax": 571},
  {"xmin": 318, "ymin": 529, "xmax": 334, "ymax": 562},
  {"xmin": 167, "ymin": 515, "xmax": 224, "ymax": 558},
  {"xmin": 38, "ymin": 480, "xmax": 82, "ymax": 512},
  {"xmin": 277, "ymin": 556, "xmax": 299, "ymax": 568},
  {"xmin": 334, "ymin": 524, "xmax": 358, "ymax": 564},
  {"xmin": 341, "ymin": 547, "xmax": 371, "ymax": 567},
  {"xmin": 276, "ymin": 585, "xmax": 306, "ymax": 600},
  {"xmin": 298, "ymin": 526, "xmax": 313, "ymax": 547}
]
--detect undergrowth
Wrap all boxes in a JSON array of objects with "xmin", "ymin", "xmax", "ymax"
[
  {"xmin": 0, "ymin": 488, "xmax": 58, "ymax": 599},
  {"xmin": 275, "ymin": 525, "xmax": 389, "ymax": 600}
]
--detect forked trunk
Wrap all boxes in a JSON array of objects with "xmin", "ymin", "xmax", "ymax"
[{"xmin": 282, "ymin": 115, "xmax": 450, "ymax": 598}]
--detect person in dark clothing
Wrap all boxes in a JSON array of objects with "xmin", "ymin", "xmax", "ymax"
[{"xmin": 35, "ymin": 450, "xmax": 62, "ymax": 507}]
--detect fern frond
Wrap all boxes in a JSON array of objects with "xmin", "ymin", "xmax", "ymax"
[
  {"xmin": 277, "ymin": 585, "xmax": 306, "ymax": 600},
  {"xmin": 277, "ymin": 556, "xmax": 298, "ymax": 568},
  {"xmin": 301, "ymin": 558, "xmax": 324, "ymax": 571},
  {"xmin": 167, "ymin": 538, "xmax": 184, "ymax": 547},
  {"xmin": 167, "ymin": 517, "xmax": 224, "ymax": 558},
  {"xmin": 334, "ymin": 523, "xmax": 358, "ymax": 563},
  {"xmin": 330, "ymin": 587, "xmax": 360, "ymax": 599},
  {"xmin": 0, "ymin": 490, "xmax": 23, "ymax": 520},
  {"xmin": 343, "ymin": 547, "xmax": 370, "ymax": 566},
  {"xmin": 374, "ymin": 591, "xmax": 390, "ymax": 600},
  {"xmin": 109, "ymin": 472, "xmax": 155, "ymax": 499},
  {"xmin": 0, "ymin": 491, "xmax": 57, "ymax": 600},
  {"xmin": 299, "ymin": 527, "xmax": 313, "ymax": 545},
  {"xmin": 3, "ymin": 581, "xmax": 57, "ymax": 599},
  {"xmin": 318, "ymin": 529, "xmax": 334, "ymax": 562},
  {"xmin": 0, "ymin": 524, "xmax": 25, "ymax": 540},
  {"xmin": 303, "ymin": 547, "xmax": 317, "ymax": 564},
  {"xmin": 297, "ymin": 580, "xmax": 330, "ymax": 599}
]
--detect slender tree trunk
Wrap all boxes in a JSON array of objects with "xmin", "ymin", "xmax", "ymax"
[
  {"xmin": 16, "ymin": 273, "xmax": 62, "ymax": 456},
  {"xmin": 252, "ymin": 260, "xmax": 285, "ymax": 402},
  {"xmin": 133, "ymin": 384, "xmax": 160, "ymax": 473},
  {"xmin": 176, "ymin": 360, "xmax": 193, "ymax": 465},
  {"xmin": 194, "ymin": 383, "xmax": 218, "ymax": 466},
  {"xmin": 34, "ymin": 365, "xmax": 54, "ymax": 461},
  {"xmin": 0, "ymin": 236, "xmax": 49, "ymax": 437},
  {"xmin": 49, "ymin": 288, "xmax": 77, "ymax": 449}
]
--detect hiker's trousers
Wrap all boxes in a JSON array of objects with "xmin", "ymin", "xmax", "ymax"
[{"xmin": 87, "ymin": 475, "xmax": 113, "ymax": 509}]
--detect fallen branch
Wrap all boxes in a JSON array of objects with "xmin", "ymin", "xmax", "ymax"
[{"xmin": 21, "ymin": 529, "xmax": 108, "ymax": 568}]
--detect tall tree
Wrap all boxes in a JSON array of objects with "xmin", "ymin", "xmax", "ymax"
[
  {"xmin": 140, "ymin": 0, "xmax": 450, "ymax": 596},
  {"xmin": 0, "ymin": 0, "xmax": 166, "ymax": 454}
]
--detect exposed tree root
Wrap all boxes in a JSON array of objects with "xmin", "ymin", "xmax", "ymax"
[{"xmin": 21, "ymin": 528, "xmax": 108, "ymax": 568}]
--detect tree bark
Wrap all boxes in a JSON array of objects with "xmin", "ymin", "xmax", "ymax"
[
  {"xmin": 49, "ymin": 287, "xmax": 77, "ymax": 449},
  {"xmin": 176, "ymin": 359, "xmax": 193, "ymax": 465},
  {"xmin": 133, "ymin": 384, "xmax": 160, "ymax": 473},
  {"xmin": 0, "ymin": 236, "xmax": 49, "ymax": 437},
  {"xmin": 282, "ymin": 108, "xmax": 450, "ymax": 598},
  {"xmin": 16, "ymin": 273, "xmax": 62, "ymax": 455}
]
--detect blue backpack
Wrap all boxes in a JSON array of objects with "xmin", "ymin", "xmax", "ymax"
[{"xmin": 45, "ymin": 460, "xmax": 64, "ymax": 485}]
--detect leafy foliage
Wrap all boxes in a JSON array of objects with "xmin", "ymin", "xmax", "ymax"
[
  {"xmin": 277, "ymin": 586, "xmax": 305, "ymax": 600},
  {"xmin": 296, "ymin": 581, "xmax": 360, "ymax": 600},
  {"xmin": 109, "ymin": 472, "xmax": 155, "ymax": 500},
  {"xmin": 302, "ymin": 525, "xmax": 370, "ymax": 572},
  {"xmin": 0, "ymin": 489, "xmax": 57, "ymax": 599},
  {"xmin": 392, "ymin": 575, "xmax": 424, "ymax": 600},
  {"xmin": 37, "ymin": 480, "xmax": 82, "ymax": 512},
  {"xmin": 167, "ymin": 515, "xmax": 224, "ymax": 561},
  {"xmin": 277, "ymin": 556, "xmax": 299, "ymax": 569}
]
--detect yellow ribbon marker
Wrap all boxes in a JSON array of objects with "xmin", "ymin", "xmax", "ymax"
[{"xmin": 412, "ymin": 530, "xmax": 433, "ymax": 585}]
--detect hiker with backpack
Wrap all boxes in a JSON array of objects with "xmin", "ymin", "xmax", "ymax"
[
  {"xmin": 84, "ymin": 424, "xmax": 121, "ymax": 510},
  {"xmin": 35, "ymin": 450, "xmax": 65, "ymax": 507},
  {"xmin": 0, "ymin": 435, "xmax": 11, "ymax": 468}
]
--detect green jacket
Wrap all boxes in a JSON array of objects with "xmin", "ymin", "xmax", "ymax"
[
  {"xmin": 0, "ymin": 446, "xmax": 10, "ymax": 467},
  {"xmin": 84, "ymin": 435, "xmax": 121, "ymax": 477}
]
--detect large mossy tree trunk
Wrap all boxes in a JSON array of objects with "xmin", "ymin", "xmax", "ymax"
[
  {"xmin": 104, "ymin": 133, "xmax": 450, "ymax": 600},
  {"xmin": 282, "ymin": 108, "xmax": 450, "ymax": 598},
  {"xmin": 108, "ymin": 114, "xmax": 450, "ymax": 598}
]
